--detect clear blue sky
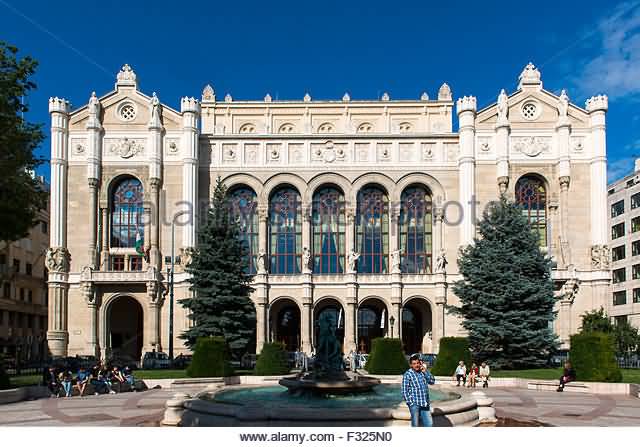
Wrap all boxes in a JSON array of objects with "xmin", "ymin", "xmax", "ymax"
[{"xmin": 2, "ymin": 0, "xmax": 639, "ymax": 183}]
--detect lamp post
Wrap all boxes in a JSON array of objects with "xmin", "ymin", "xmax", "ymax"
[
  {"xmin": 167, "ymin": 218, "xmax": 176, "ymax": 361},
  {"xmin": 390, "ymin": 315, "xmax": 395, "ymax": 338}
]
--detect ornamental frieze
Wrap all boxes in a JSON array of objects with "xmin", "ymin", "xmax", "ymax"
[
  {"xmin": 512, "ymin": 136, "xmax": 551, "ymax": 157},
  {"xmin": 107, "ymin": 137, "xmax": 144, "ymax": 158}
]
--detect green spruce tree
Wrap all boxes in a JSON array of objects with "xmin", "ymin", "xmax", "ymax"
[
  {"xmin": 450, "ymin": 196, "xmax": 558, "ymax": 368},
  {"xmin": 180, "ymin": 177, "xmax": 256, "ymax": 358}
]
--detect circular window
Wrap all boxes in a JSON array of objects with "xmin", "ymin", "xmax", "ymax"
[
  {"xmin": 521, "ymin": 101, "xmax": 539, "ymax": 120},
  {"xmin": 118, "ymin": 103, "xmax": 137, "ymax": 121}
]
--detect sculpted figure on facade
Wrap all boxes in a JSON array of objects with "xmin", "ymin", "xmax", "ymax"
[
  {"xmin": 149, "ymin": 92, "xmax": 162, "ymax": 127},
  {"xmin": 45, "ymin": 247, "xmax": 70, "ymax": 273},
  {"xmin": 435, "ymin": 248, "xmax": 447, "ymax": 274},
  {"xmin": 81, "ymin": 281, "xmax": 96, "ymax": 305},
  {"xmin": 497, "ymin": 89, "xmax": 508, "ymax": 124},
  {"xmin": 557, "ymin": 89, "xmax": 569, "ymax": 121},
  {"xmin": 347, "ymin": 250, "xmax": 360, "ymax": 273},
  {"xmin": 391, "ymin": 250, "xmax": 401, "ymax": 274},
  {"xmin": 590, "ymin": 244, "xmax": 610, "ymax": 270},
  {"xmin": 88, "ymin": 91, "xmax": 100, "ymax": 120},
  {"xmin": 256, "ymin": 249, "xmax": 267, "ymax": 274},
  {"xmin": 302, "ymin": 247, "xmax": 312, "ymax": 273}
]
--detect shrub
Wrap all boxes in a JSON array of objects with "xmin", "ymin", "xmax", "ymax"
[
  {"xmin": 0, "ymin": 355, "xmax": 9, "ymax": 390},
  {"xmin": 186, "ymin": 336, "xmax": 234, "ymax": 377},
  {"xmin": 431, "ymin": 337, "xmax": 472, "ymax": 376},
  {"xmin": 570, "ymin": 332, "xmax": 622, "ymax": 383},
  {"xmin": 254, "ymin": 342, "xmax": 290, "ymax": 375},
  {"xmin": 365, "ymin": 338, "xmax": 408, "ymax": 375}
]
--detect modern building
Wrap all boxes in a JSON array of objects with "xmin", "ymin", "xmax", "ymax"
[
  {"xmin": 46, "ymin": 62, "xmax": 610, "ymax": 362},
  {"xmin": 607, "ymin": 160, "xmax": 640, "ymax": 327},
  {"xmin": 0, "ymin": 182, "xmax": 50, "ymax": 365}
]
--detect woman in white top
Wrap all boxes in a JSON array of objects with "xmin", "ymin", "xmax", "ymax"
[{"xmin": 454, "ymin": 361, "xmax": 467, "ymax": 386}]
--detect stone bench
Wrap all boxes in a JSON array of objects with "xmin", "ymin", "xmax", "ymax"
[{"xmin": 527, "ymin": 380, "xmax": 589, "ymax": 393}]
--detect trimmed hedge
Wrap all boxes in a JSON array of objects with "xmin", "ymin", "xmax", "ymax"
[
  {"xmin": 570, "ymin": 332, "xmax": 622, "ymax": 383},
  {"xmin": 254, "ymin": 342, "xmax": 290, "ymax": 375},
  {"xmin": 365, "ymin": 338, "xmax": 408, "ymax": 375},
  {"xmin": 0, "ymin": 355, "xmax": 9, "ymax": 390},
  {"xmin": 431, "ymin": 337, "xmax": 472, "ymax": 376},
  {"xmin": 187, "ymin": 336, "xmax": 235, "ymax": 377}
]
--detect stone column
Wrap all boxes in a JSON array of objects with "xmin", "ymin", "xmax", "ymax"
[
  {"xmin": 345, "ymin": 207, "xmax": 356, "ymax": 261},
  {"xmin": 301, "ymin": 297, "xmax": 313, "ymax": 354},
  {"xmin": 180, "ymin": 97, "xmax": 200, "ymax": 251},
  {"xmin": 456, "ymin": 96, "xmax": 477, "ymax": 247},
  {"xmin": 344, "ymin": 273, "xmax": 358, "ymax": 353},
  {"xmin": 432, "ymin": 206, "xmax": 444, "ymax": 271},
  {"xmin": 86, "ymin": 92, "xmax": 102, "ymax": 269},
  {"xmin": 149, "ymin": 179, "xmax": 161, "ymax": 268},
  {"xmin": 559, "ymin": 177, "xmax": 571, "ymax": 267},
  {"xmin": 82, "ymin": 281, "xmax": 100, "ymax": 357},
  {"xmin": 586, "ymin": 95, "xmax": 609, "ymax": 250},
  {"xmin": 100, "ymin": 207, "xmax": 109, "ymax": 269},
  {"xmin": 254, "ymin": 284, "xmax": 268, "ymax": 354},
  {"xmin": 147, "ymin": 279, "xmax": 162, "ymax": 352},
  {"xmin": 433, "ymin": 285, "xmax": 447, "ymax": 354},
  {"xmin": 495, "ymin": 119, "xmax": 510, "ymax": 195},
  {"xmin": 87, "ymin": 180, "xmax": 99, "ymax": 268},
  {"xmin": 47, "ymin": 97, "xmax": 71, "ymax": 357},
  {"xmin": 148, "ymin": 94, "xmax": 164, "ymax": 269}
]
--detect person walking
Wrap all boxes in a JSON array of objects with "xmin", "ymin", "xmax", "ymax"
[
  {"xmin": 557, "ymin": 361, "xmax": 576, "ymax": 392},
  {"xmin": 454, "ymin": 361, "xmax": 467, "ymax": 386},
  {"xmin": 402, "ymin": 353, "xmax": 436, "ymax": 427},
  {"xmin": 479, "ymin": 361, "xmax": 491, "ymax": 388}
]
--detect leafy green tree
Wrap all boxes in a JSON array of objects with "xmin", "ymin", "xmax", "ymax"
[
  {"xmin": 580, "ymin": 307, "xmax": 640, "ymax": 357},
  {"xmin": 449, "ymin": 196, "xmax": 558, "ymax": 369},
  {"xmin": 0, "ymin": 42, "xmax": 47, "ymax": 246},
  {"xmin": 180, "ymin": 177, "xmax": 256, "ymax": 358},
  {"xmin": 580, "ymin": 307, "xmax": 613, "ymax": 333}
]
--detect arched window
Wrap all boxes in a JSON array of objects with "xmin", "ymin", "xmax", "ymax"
[
  {"xmin": 111, "ymin": 177, "xmax": 144, "ymax": 248},
  {"xmin": 400, "ymin": 186, "xmax": 433, "ymax": 273},
  {"xmin": 317, "ymin": 122, "xmax": 334, "ymax": 133},
  {"xmin": 269, "ymin": 187, "xmax": 302, "ymax": 274},
  {"xmin": 228, "ymin": 187, "xmax": 259, "ymax": 274},
  {"xmin": 312, "ymin": 187, "xmax": 346, "ymax": 274},
  {"xmin": 515, "ymin": 176, "xmax": 548, "ymax": 246},
  {"xmin": 356, "ymin": 186, "xmax": 389, "ymax": 273}
]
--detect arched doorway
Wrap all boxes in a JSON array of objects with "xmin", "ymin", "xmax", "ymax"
[
  {"xmin": 313, "ymin": 298, "xmax": 345, "ymax": 352},
  {"xmin": 357, "ymin": 298, "xmax": 387, "ymax": 354},
  {"xmin": 402, "ymin": 298, "xmax": 433, "ymax": 355},
  {"xmin": 108, "ymin": 296, "xmax": 143, "ymax": 362},
  {"xmin": 269, "ymin": 298, "xmax": 301, "ymax": 352}
]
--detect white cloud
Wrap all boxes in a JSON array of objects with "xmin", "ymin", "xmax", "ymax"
[
  {"xmin": 576, "ymin": 1, "xmax": 640, "ymax": 100},
  {"xmin": 608, "ymin": 156, "xmax": 637, "ymax": 182}
]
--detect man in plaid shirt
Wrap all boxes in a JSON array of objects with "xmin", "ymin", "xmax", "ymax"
[{"xmin": 402, "ymin": 353, "xmax": 436, "ymax": 427}]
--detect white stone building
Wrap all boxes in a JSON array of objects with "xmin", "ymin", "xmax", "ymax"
[{"xmin": 46, "ymin": 63, "xmax": 611, "ymax": 362}]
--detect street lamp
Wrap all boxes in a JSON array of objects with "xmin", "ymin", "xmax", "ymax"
[{"xmin": 390, "ymin": 315, "xmax": 395, "ymax": 338}]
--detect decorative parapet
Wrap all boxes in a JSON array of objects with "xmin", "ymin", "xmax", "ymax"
[
  {"xmin": 116, "ymin": 64, "xmax": 137, "ymax": 89},
  {"xmin": 456, "ymin": 95, "xmax": 477, "ymax": 114},
  {"xmin": 518, "ymin": 62, "xmax": 542, "ymax": 89},
  {"xmin": 48, "ymin": 96, "xmax": 71, "ymax": 114},
  {"xmin": 180, "ymin": 96, "xmax": 200, "ymax": 114},
  {"xmin": 202, "ymin": 84, "xmax": 215, "ymax": 101},
  {"xmin": 438, "ymin": 83, "xmax": 452, "ymax": 101},
  {"xmin": 585, "ymin": 94, "xmax": 608, "ymax": 113},
  {"xmin": 80, "ymin": 266, "xmax": 160, "ymax": 283}
]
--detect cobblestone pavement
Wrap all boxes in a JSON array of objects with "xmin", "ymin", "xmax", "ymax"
[
  {"xmin": 482, "ymin": 387, "xmax": 640, "ymax": 426},
  {"xmin": 0, "ymin": 386, "xmax": 204, "ymax": 427},
  {"xmin": 0, "ymin": 386, "xmax": 639, "ymax": 426}
]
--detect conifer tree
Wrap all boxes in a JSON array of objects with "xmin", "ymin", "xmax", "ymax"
[
  {"xmin": 180, "ymin": 177, "xmax": 256, "ymax": 358},
  {"xmin": 450, "ymin": 196, "xmax": 558, "ymax": 368}
]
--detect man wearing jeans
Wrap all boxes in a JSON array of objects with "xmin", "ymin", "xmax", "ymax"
[{"xmin": 402, "ymin": 354, "xmax": 436, "ymax": 427}]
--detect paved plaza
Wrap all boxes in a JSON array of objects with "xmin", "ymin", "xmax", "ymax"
[{"xmin": 0, "ymin": 386, "xmax": 639, "ymax": 427}]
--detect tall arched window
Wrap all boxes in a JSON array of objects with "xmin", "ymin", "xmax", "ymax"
[
  {"xmin": 269, "ymin": 187, "xmax": 302, "ymax": 274},
  {"xmin": 312, "ymin": 187, "xmax": 346, "ymax": 274},
  {"xmin": 356, "ymin": 186, "xmax": 389, "ymax": 273},
  {"xmin": 515, "ymin": 176, "xmax": 548, "ymax": 246},
  {"xmin": 228, "ymin": 187, "xmax": 259, "ymax": 274},
  {"xmin": 111, "ymin": 177, "xmax": 144, "ymax": 248},
  {"xmin": 400, "ymin": 186, "xmax": 433, "ymax": 273}
]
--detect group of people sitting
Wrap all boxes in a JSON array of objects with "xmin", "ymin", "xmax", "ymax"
[
  {"xmin": 454, "ymin": 360, "xmax": 490, "ymax": 388},
  {"xmin": 44, "ymin": 361, "xmax": 136, "ymax": 398}
]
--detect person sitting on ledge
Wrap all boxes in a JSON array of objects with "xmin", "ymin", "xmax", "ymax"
[
  {"xmin": 111, "ymin": 366, "xmax": 126, "ymax": 392},
  {"xmin": 454, "ymin": 361, "xmax": 467, "ymax": 387},
  {"xmin": 479, "ymin": 361, "xmax": 490, "ymax": 388},
  {"xmin": 557, "ymin": 361, "xmax": 576, "ymax": 392},
  {"xmin": 123, "ymin": 366, "xmax": 135, "ymax": 389},
  {"xmin": 45, "ymin": 366, "xmax": 60, "ymax": 398},
  {"xmin": 402, "ymin": 353, "xmax": 436, "ymax": 427},
  {"xmin": 60, "ymin": 369, "xmax": 73, "ymax": 398},
  {"xmin": 75, "ymin": 367, "xmax": 90, "ymax": 397}
]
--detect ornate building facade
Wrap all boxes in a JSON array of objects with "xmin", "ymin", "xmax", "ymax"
[{"xmin": 47, "ymin": 63, "xmax": 610, "ymax": 361}]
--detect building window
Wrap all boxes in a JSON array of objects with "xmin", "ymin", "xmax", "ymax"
[
  {"xmin": 111, "ymin": 256, "xmax": 125, "ymax": 271},
  {"xmin": 229, "ymin": 187, "xmax": 259, "ymax": 274},
  {"xmin": 317, "ymin": 122, "xmax": 334, "ymax": 133},
  {"xmin": 19, "ymin": 288, "xmax": 24, "ymax": 300},
  {"xmin": 356, "ymin": 186, "xmax": 389, "ymax": 274},
  {"xmin": 634, "ymin": 264, "xmax": 640, "ymax": 280},
  {"xmin": 612, "ymin": 267, "xmax": 626, "ymax": 284},
  {"xmin": 312, "ymin": 187, "xmax": 346, "ymax": 274},
  {"xmin": 633, "ymin": 240, "xmax": 640, "ymax": 256},
  {"xmin": 632, "ymin": 192, "xmax": 640, "ymax": 210},
  {"xmin": 612, "ymin": 245, "xmax": 626, "ymax": 262},
  {"xmin": 3, "ymin": 283, "xmax": 10, "ymax": 299},
  {"xmin": 398, "ymin": 122, "xmax": 413, "ymax": 133},
  {"xmin": 26, "ymin": 263, "xmax": 32, "ymax": 276},
  {"xmin": 633, "ymin": 217, "xmax": 640, "ymax": 233},
  {"xmin": 278, "ymin": 123, "xmax": 295, "ymax": 134},
  {"xmin": 634, "ymin": 288, "xmax": 640, "ymax": 303},
  {"xmin": 27, "ymin": 289, "xmax": 32, "ymax": 303},
  {"xmin": 111, "ymin": 177, "xmax": 144, "ymax": 248},
  {"xmin": 41, "ymin": 221, "xmax": 48, "ymax": 234},
  {"xmin": 129, "ymin": 256, "xmax": 143, "ymax": 271},
  {"xmin": 613, "ymin": 290, "xmax": 627, "ymax": 306},
  {"xmin": 614, "ymin": 315, "xmax": 628, "ymax": 326},
  {"xmin": 13, "ymin": 259, "xmax": 20, "ymax": 273},
  {"xmin": 612, "ymin": 222, "xmax": 625, "ymax": 240},
  {"xmin": 357, "ymin": 122, "xmax": 373, "ymax": 133},
  {"xmin": 400, "ymin": 186, "xmax": 433, "ymax": 273},
  {"xmin": 611, "ymin": 199, "xmax": 625, "ymax": 217},
  {"xmin": 118, "ymin": 102, "xmax": 137, "ymax": 121},
  {"xmin": 515, "ymin": 176, "xmax": 547, "ymax": 246},
  {"xmin": 269, "ymin": 187, "xmax": 302, "ymax": 274},
  {"xmin": 239, "ymin": 123, "xmax": 256, "ymax": 134}
]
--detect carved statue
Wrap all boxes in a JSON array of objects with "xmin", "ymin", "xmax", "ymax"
[
  {"xmin": 149, "ymin": 92, "xmax": 161, "ymax": 126},
  {"xmin": 435, "ymin": 248, "xmax": 447, "ymax": 274},
  {"xmin": 181, "ymin": 247, "xmax": 194, "ymax": 267},
  {"xmin": 497, "ymin": 89, "xmax": 508, "ymax": 122},
  {"xmin": 256, "ymin": 249, "xmax": 267, "ymax": 274},
  {"xmin": 391, "ymin": 250, "xmax": 401, "ymax": 274},
  {"xmin": 347, "ymin": 250, "xmax": 360, "ymax": 273},
  {"xmin": 591, "ymin": 244, "xmax": 610, "ymax": 270},
  {"xmin": 314, "ymin": 312, "xmax": 344, "ymax": 379},
  {"xmin": 557, "ymin": 89, "xmax": 569, "ymax": 119},
  {"xmin": 302, "ymin": 247, "xmax": 312, "ymax": 273},
  {"xmin": 88, "ymin": 91, "xmax": 100, "ymax": 118},
  {"xmin": 81, "ymin": 281, "xmax": 95, "ymax": 305},
  {"xmin": 45, "ymin": 247, "xmax": 70, "ymax": 273}
]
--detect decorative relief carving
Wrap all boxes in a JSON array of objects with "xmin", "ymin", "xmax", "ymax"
[
  {"xmin": 45, "ymin": 247, "xmax": 71, "ymax": 273},
  {"xmin": 288, "ymin": 143, "xmax": 304, "ymax": 164},
  {"xmin": 377, "ymin": 143, "xmax": 392, "ymax": 161},
  {"xmin": 267, "ymin": 143, "xmax": 281, "ymax": 162},
  {"xmin": 108, "ymin": 137, "xmax": 144, "ymax": 158},
  {"xmin": 478, "ymin": 137, "xmax": 491, "ymax": 153},
  {"xmin": 591, "ymin": 244, "xmax": 610, "ymax": 270},
  {"xmin": 445, "ymin": 143, "xmax": 459, "ymax": 161},
  {"xmin": 355, "ymin": 143, "xmax": 369, "ymax": 162},
  {"xmin": 244, "ymin": 143, "xmax": 259, "ymax": 163},
  {"xmin": 421, "ymin": 142, "xmax": 435, "ymax": 160},
  {"xmin": 71, "ymin": 139, "xmax": 87, "ymax": 156},
  {"xmin": 166, "ymin": 139, "xmax": 179, "ymax": 155},
  {"xmin": 399, "ymin": 142, "xmax": 414, "ymax": 162},
  {"xmin": 222, "ymin": 143, "xmax": 237, "ymax": 161},
  {"xmin": 571, "ymin": 137, "xmax": 585, "ymax": 152},
  {"xmin": 512, "ymin": 136, "xmax": 550, "ymax": 157}
]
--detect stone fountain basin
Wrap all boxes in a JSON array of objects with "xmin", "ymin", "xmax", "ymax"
[{"xmin": 179, "ymin": 384, "xmax": 481, "ymax": 427}]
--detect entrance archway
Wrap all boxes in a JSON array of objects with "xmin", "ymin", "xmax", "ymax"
[
  {"xmin": 313, "ymin": 298, "xmax": 345, "ymax": 352},
  {"xmin": 108, "ymin": 296, "xmax": 143, "ymax": 362},
  {"xmin": 269, "ymin": 298, "xmax": 301, "ymax": 352},
  {"xmin": 402, "ymin": 297, "xmax": 433, "ymax": 354},
  {"xmin": 357, "ymin": 297, "xmax": 387, "ymax": 354}
]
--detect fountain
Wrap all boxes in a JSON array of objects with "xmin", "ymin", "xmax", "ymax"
[{"xmin": 278, "ymin": 312, "xmax": 381, "ymax": 395}]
